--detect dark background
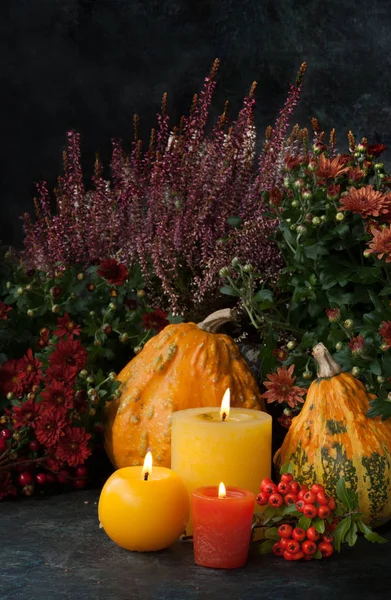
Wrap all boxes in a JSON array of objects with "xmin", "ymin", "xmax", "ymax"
[{"xmin": 1, "ymin": 0, "xmax": 391, "ymax": 248}]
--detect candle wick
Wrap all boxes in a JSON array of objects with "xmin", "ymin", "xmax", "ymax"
[
  {"xmin": 222, "ymin": 412, "xmax": 227, "ymax": 422},
  {"xmin": 144, "ymin": 471, "xmax": 149, "ymax": 481}
]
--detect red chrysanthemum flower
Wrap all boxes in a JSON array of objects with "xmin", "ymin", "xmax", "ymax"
[
  {"xmin": 18, "ymin": 349, "xmax": 43, "ymax": 389},
  {"xmin": 35, "ymin": 406, "xmax": 67, "ymax": 447},
  {"xmin": 54, "ymin": 313, "xmax": 81, "ymax": 338},
  {"xmin": 44, "ymin": 456, "xmax": 64, "ymax": 472},
  {"xmin": 367, "ymin": 225, "xmax": 391, "ymax": 263},
  {"xmin": 0, "ymin": 301, "xmax": 12, "ymax": 321},
  {"xmin": 142, "ymin": 309, "xmax": 169, "ymax": 332},
  {"xmin": 0, "ymin": 473, "xmax": 17, "ymax": 500},
  {"xmin": 48, "ymin": 338, "xmax": 87, "ymax": 379},
  {"xmin": 73, "ymin": 389, "xmax": 89, "ymax": 415},
  {"xmin": 315, "ymin": 154, "xmax": 350, "ymax": 183},
  {"xmin": 269, "ymin": 187, "xmax": 283, "ymax": 207},
  {"xmin": 56, "ymin": 426, "xmax": 92, "ymax": 467},
  {"xmin": 40, "ymin": 380, "xmax": 74, "ymax": 410},
  {"xmin": 326, "ymin": 308, "xmax": 341, "ymax": 322},
  {"xmin": 124, "ymin": 298, "xmax": 138, "ymax": 311},
  {"xmin": 327, "ymin": 184, "xmax": 341, "ymax": 200},
  {"xmin": 277, "ymin": 414, "xmax": 293, "ymax": 429},
  {"xmin": 379, "ymin": 321, "xmax": 391, "ymax": 350},
  {"xmin": 347, "ymin": 166, "xmax": 365, "ymax": 182},
  {"xmin": 272, "ymin": 347, "xmax": 288, "ymax": 362},
  {"xmin": 97, "ymin": 259, "xmax": 128, "ymax": 286},
  {"xmin": 348, "ymin": 335, "xmax": 365, "ymax": 355},
  {"xmin": 261, "ymin": 364, "xmax": 307, "ymax": 409},
  {"xmin": 338, "ymin": 185, "xmax": 390, "ymax": 219},
  {"xmin": 11, "ymin": 398, "xmax": 39, "ymax": 429},
  {"xmin": 0, "ymin": 358, "xmax": 25, "ymax": 396},
  {"xmin": 367, "ymin": 143, "xmax": 387, "ymax": 157}
]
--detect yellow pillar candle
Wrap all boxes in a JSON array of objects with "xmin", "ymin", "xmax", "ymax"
[{"xmin": 171, "ymin": 390, "xmax": 272, "ymax": 534}]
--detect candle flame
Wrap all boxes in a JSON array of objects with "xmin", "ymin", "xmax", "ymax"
[
  {"xmin": 220, "ymin": 388, "xmax": 230, "ymax": 421},
  {"xmin": 218, "ymin": 482, "xmax": 226, "ymax": 498},
  {"xmin": 142, "ymin": 451, "xmax": 153, "ymax": 480}
]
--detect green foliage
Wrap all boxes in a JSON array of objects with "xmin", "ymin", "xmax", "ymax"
[{"xmin": 221, "ymin": 143, "xmax": 391, "ymax": 419}]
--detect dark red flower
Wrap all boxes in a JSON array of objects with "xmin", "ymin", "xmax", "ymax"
[
  {"xmin": 35, "ymin": 406, "xmax": 67, "ymax": 447},
  {"xmin": 273, "ymin": 347, "xmax": 288, "ymax": 362},
  {"xmin": 269, "ymin": 188, "xmax": 283, "ymax": 207},
  {"xmin": 142, "ymin": 309, "xmax": 169, "ymax": 332},
  {"xmin": 0, "ymin": 473, "xmax": 17, "ymax": 500},
  {"xmin": 11, "ymin": 398, "xmax": 39, "ymax": 429},
  {"xmin": 45, "ymin": 456, "xmax": 64, "ymax": 472},
  {"xmin": 74, "ymin": 389, "xmax": 89, "ymax": 415},
  {"xmin": 54, "ymin": 313, "xmax": 81, "ymax": 338},
  {"xmin": 367, "ymin": 144, "xmax": 387, "ymax": 157},
  {"xmin": 56, "ymin": 426, "xmax": 92, "ymax": 467},
  {"xmin": 348, "ymin": 335, "xmax": 365, "ymax": 355},
  {"xmin": 379, "ymin": 321, "xmax": 391, "ymax": 350},
  {"xmin": 97, "ymin": 259, "xmax": 128, "ymax": 286},
  {"xmin": 347, "ymin": 166, "xmax": 365, "ymax": 183},
  {"xmin": 0, "ymin": 359, "xmax": 25, "ymax": 396},
  {"xmin": 18, "ymin": 349, "xmax": 43, "ymax": 388},
  {"xmin": 277, "ymin": 414, "xmax": 293, "ymax": 429},
  {"xmin": 48, "ymin": 338, "xmax": 87, "ymax": 379},
  {"xmin": 0, "ymin": 301, "xmax": 12, "ymax": 321},
  {"xmin": 124, "ymin": 298, "xmax": 138, "ymax": 311},
  {"xmin": 327, "ymin": 184, "xmax": 340, "ymax": 200},
  {"xmin": 326, "ymin": 308, "xmax": 340, "ymax": 322},
  {"xmin": 40, "ymin": 380, "xmax": 74, "ymax": 410}
]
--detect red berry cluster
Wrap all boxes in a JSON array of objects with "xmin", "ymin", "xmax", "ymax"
[
  {"xmin": 273, "ymin": 524, "xmax": 333, "ymax": 561},
  {"xmin": 257, "ymin": 473, "xmax": 339, "ymax": 561}
]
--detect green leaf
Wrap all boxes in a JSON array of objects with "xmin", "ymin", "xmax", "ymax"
[
  {"xmin": 333, "ymin": 516, "xmax": 352, "ymax": 552},
  {"xmin": 259, "ymin": 539, "xmax": 275, "ymax": 554},
  {"xmin": 219, "ymin": 285, "xmax": 240, "ymax": 297},
  {"xmin": 280, "ymin": 462, "xmax": 294, "ymax": 475},
  {"xmin": 253, "ymin": 289, "xmax": 274, "ymax": 308},
  {"xmin": 298, "ymin": 515, "xmax": 311, "ymax": 530},
  {"xmin": 367, "ymin": 398, "xmax": 391, "ymax": 421},
  {"xmin": 357, "ymin": 521, "xmax": 388, "ymax": 544},
  {"xmin": 336, "ymin": 478, "xmax": 356, "ymax": 510},
  {"xmin": 313, "ymin": 517, "xmax": 326, "ymax": 534},
  {"xmin": 265, "ymin": 527, "xmax": 280, "ymax": 540},
  {"xmin": 314, "ymin": 548, "xmax": 323, "ymax": 560},
  {"xmin": 303, "ymin": 243, "xmax": 328, "ymax": 260},
  {"xmin": 346, "ymin": 522, "xmax": 358, "ymax": 547},
  {"xmin": 282, "ymin": 504, "xmax": 301, "ymax": 517}
]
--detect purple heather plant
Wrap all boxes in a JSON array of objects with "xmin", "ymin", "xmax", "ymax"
[{"xmin": 23, "ymin": 60, "xmax": 307, "ymax": 317}]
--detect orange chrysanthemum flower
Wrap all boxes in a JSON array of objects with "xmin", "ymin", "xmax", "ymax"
[
  {"xmin": 339, "ymin": 185, "xmax": 391, "ymax": 219},
  {"xmin": 315, "ymin": 154, "xmax": 350, "ymax": 183},
  {"xmin": 261, "ymin": 364, "xmax": 307, "ymax": 408},
  {"xmin": 367, "ymin": 225, "xmax": 391, "ymax": 262}
]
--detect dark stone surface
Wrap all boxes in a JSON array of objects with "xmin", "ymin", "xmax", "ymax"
[
  {"xmin": 1, "ymin": 0, "xmax": 391, "ymax": 247},
  {"xmin": 1, "ymin": 489, "xmax": 390, "ymax": 599}
]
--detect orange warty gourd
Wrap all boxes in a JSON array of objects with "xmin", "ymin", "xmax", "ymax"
[
  {"xmin": 274, "ymin": 342, "xmax": 391, "ymax": 527},
  {"xmin": 105, "ymin": 309, "xmax": 265, "ymax": 469}
]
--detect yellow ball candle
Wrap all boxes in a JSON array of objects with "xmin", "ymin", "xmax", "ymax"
[{"xmin": 98, "ymin": 452, "xmax": 189, "ymax": 551}]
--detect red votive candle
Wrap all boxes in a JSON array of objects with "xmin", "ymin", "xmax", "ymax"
[{"xmin": 192, "ymin": 485, "xmax": 255, "ymax": 569}]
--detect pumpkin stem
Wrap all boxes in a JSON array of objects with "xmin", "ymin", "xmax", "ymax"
[
  {"xmin": 197, "ymin": 309, "xmax": 236, "ymax": 333},
  {"xmin": 312, "ymin": 342, "xmax": 342, "ymax": 378}
]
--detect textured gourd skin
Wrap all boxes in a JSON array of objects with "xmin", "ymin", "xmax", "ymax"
[
  {"xmin": 105, "ymin": 322, "xmax": 265, "ymax": 469},
  {"xmin": 274, "ymin": 371, "xmax": 391, "ymax": 527}
]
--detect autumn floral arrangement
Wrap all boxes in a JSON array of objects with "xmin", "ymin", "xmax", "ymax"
[
  {"xmin": 0, "ymin": 58, "xmax": 298, "ymax": 500},
  {"xmin": 220, "ymin": 125, "xmax": 391, "ymax": 424},
  {"xmin": 0, "ymin": 258, "xmax": 173, "ymax": 500}
]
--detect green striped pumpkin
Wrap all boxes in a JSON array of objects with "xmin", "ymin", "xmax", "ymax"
[{"xmin": 274, "ymin": 343, "xmax": 391, "ymax": 527}]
